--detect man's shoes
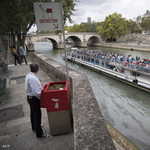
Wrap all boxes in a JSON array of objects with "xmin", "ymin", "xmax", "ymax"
[{"xmin": 37, "ymin": 134, "xmax": 50, "ymax": 139}]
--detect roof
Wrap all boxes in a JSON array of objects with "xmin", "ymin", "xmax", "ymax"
[{"xmin": 143, "ymin": 10, "xmax": 150, "ymax": 16}]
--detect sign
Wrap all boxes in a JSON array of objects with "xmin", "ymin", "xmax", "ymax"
[
  {"xmin": 51, "ymin": 98, "xmax": 59, "ymax": 109},
  {"xmin": 34, "ymin": 2, "xmax": 63, "ymax": 31}
]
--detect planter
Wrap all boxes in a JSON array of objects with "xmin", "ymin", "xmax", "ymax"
[{"xmin": 40, "ymin": 81, "xmax": 72, "ymax": 135}]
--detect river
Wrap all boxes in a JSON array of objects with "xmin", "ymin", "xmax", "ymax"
[{"xmin": 27, "ymin": 42, "xmax": 150, "ymax": 150}]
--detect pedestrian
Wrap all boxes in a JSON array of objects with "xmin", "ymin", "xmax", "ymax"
[
  {"xmin": 19, "ymin": 44, "xmax": 28, "ymax": 65},
  {"xmin": 25, "ymin": 62, "xmax": 49, "ymax": 139},
  {"xmin": 11, "ymin": 45, "xmax": 20, "ymax": 65}
]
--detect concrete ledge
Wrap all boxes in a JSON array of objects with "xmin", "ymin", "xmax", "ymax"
[{"xmin": 33, "ymin": 52, "xmax": 116, "ymax": 149}]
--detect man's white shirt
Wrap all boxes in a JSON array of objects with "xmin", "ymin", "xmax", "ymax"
[{"xmin": 25, "ymin": 72, "xmax": 42, "ymax": 100}]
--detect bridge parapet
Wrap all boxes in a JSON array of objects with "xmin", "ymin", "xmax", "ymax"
[{"xmin": 25, "ymin": 32, "xmax": 102, "ymax": 50}]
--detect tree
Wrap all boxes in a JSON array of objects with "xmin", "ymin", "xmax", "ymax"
[
  {"xmin": 0, "ymin": 0, "xmax": 79, "ymax": 49},
  {"xmin": 140, "ymin": 16, "xmax": 150, "ymax": 34},
  {"xmin": 65, "ymin": 21, "xmax": 101, "ymax": 33},
  {"xmin": 133, "ymin": 15, "xmax": 142, "ymax": 33},
  {"xmin": 127, "ymin": 19, "xmax": 137, "ymax": 34},
  {"xmin": 97, "ymin": 12, "xmax": 128, "ymax": 42},
  {"xmin": 84, "ymin": 21, "xmax": 100, "ymax": 32},
  {"xmin": 65, "ymin": 23, "xmax": 88, "ymax": 32}
]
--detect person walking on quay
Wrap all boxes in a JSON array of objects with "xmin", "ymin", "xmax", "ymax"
[
  {"xmin": 19, "ymin": 44, "xmax": 28, "ymax": 65},
  {"xmin": 25, "ymin": 62, "xmax": 49, "ymax": 139},
  {"xmin": 11, "ymin": 45, "xmax": 20, "ymax": 65}
]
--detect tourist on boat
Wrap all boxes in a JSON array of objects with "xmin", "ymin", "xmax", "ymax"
[{"xmin": 70, "ymin": 48, "xmax": 150, "ymax": 73}]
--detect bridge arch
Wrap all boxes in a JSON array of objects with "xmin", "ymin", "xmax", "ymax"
[
  {"xmin": 65, "ymin": 35, "xmax": 82, "ymax": 47},
  {"xmin": 87, "ymin": 36, "xmax": 101, "ymax": 46},
  {"xmin": 25, "ymin": 32, "xmax": 102, "ymax": 51},
  {"xmin": 45, "ymin": 37, "xmax": 59, "ymax": 48}
]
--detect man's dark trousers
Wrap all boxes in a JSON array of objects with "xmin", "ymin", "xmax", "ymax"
[
  {"xmin": 21, "ymin": 55, "xmax": 27, "ymax": 64},
  {"xmin": 27, "ymin": 96, "xmax": 43, "ymax": 137}
]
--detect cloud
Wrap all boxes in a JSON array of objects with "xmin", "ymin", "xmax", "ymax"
[
  {"xmin": 31, "ymin": 0, "xmax": 150, "ymax": 31},
  {"xmin": 66, "ymin": 0, "xmax": 150, "ymax": 26}
]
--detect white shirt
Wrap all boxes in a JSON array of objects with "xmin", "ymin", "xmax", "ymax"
[{"xmin": 25, "ymin": 72, "xmax": 42, "ymax": 100}]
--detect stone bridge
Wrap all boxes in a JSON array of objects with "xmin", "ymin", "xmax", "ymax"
[{"xmin": 25, "ymin": 32, "xmax": 102, "ymax": 51}]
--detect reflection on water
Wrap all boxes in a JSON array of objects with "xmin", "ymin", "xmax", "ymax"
[{"xmin": 28, "ymin": 42, "xmax": 150, "ymax": 150}]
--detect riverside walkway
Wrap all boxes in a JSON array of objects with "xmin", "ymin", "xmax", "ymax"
[
  {"xmin": 0, "ymin": 63, "xmax": 74, "ymax": 150},
  {"xmin": 0, "ymin": 62, "xmax": 124, "ymax": 150}
]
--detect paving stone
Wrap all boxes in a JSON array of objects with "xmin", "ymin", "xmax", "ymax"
[
  {"xmin": 65, "ymin": 133, "xmax": 74, "ymax": 147},
  {"xmin": 0, "ymin": 135, "xmax": 16, "ymax": 150},
  {"xmin": 0, "ymin": 122, "xmax": 6, "ymax": 131},
  {"xmin": 0, "ymin": 101, "xmax": 18, "ymax": 110},
  {"xmin": 36, "ymin": 144, "xmax": 50, "ymax": 150},
  {"xmin": 5, "ymin": 125, "xmax": 21, "ymax": 136},
  {"xmin": 41, "ymin": 117, "xmax": 48, "ymax": 125},
  {"xmin": 38, "ymin": 136, "xmax": 53, "ymax": 146},
  {"xmin": 5, "ymin": 116, "xmax": 30, "ymax": 128},
  {"xmin": 17, "ymin": 99, "xmax": 26, "ymax": 105},
  {"xmin": 66, "ymin": 146, "xmax": 74, "ymax": 150},
  {"xmin": 5, "ymin": 98, "xmax": 20, "ymax": 103},
  {"xmin": 20, "ymin": 122, "xmax": 31, "ymax": 133},
  {"xmin": 16, "ymin": 130, "xmax": 35, "ymax": 144},
  {"xmin": 23, "ymin": 109, "xmax": 30, "ymax": 117},
  {"xmin": 25, "ymin": 138, "xmax": 40, "ymax": 150},
  {"xmin": 0, "ymin": 94, "xmax": 7, "ymax": 103},
  {"xmin": 10, "ymin": 143, "xmax": 26, "ymax": 150},
  {"xmin": 10, "ymin": 80, "xmax": 17, "ymax": 85},
  {"xmin": 43, "ymin": 121, "xmax": 50, "ymax": 133},
  {"xmin": 17, "ymin": 78, "xmax": 25, "ymax": 84},
  {"xmin": 48, "ymin": 137, "xmax": 69, "ymax": 150},
  {"xmin": 22, "ymin": 102, "xmax": 30, "ymax": 111}
]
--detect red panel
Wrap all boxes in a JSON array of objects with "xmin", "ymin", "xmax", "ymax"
[
  {"xmin": 46, "ymin": 8, "xmax": 52, "ymax": 13},
  {"xmin": 40, "ymin": 81, "xmax": 69, "ymax": 112}
]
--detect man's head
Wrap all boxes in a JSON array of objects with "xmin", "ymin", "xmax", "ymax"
[{"xmin": 30, "ymin": 63, "xmax": 39, "ymax": 73}]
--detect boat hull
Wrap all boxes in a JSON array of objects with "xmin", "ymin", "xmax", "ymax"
[{"xmin": 67, "ymin": 56, "xmax": 150, "ymax": 93}]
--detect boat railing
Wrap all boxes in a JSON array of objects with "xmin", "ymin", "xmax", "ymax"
[{"xmin": 69, "ymin": 51, "xmax": 150, "ymax": 73}]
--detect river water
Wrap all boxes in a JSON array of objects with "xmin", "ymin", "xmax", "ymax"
[{"xmin": 28, "ymin": 42, "xmax": 150, "ymax": 150}]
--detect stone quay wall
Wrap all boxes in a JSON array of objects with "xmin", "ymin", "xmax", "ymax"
[
  {"xmin": 33, "ymin": 52, "xmax": 116, "ymax": 150},
  {"xmin": 99, "ymin": 43, "xmax": 150, "ymax": 52}
]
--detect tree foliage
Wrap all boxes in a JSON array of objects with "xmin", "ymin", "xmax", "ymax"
[
  {"xmin": 140, "ymin": 16, "xmax": 150, "ymax": 34},
  {"xmin": 97, "ymin": 12, "xmax": 128, "ymax": 41},
  {"xmin": 0, "ymin": 0, "xmax": 79, "ymax": 48},
  {"xmin": 65, "ymin": 21, "xmax": 100, "ymax": 33},
  {"xmin": 83, "ymin": 21, "xmax": 100, "ymax": 32},
  {"xmin": 65, "ymin": 23, "xmax": 87, "ymax": 32},
  {"xmin": 127, "ymin": 19, "xmax": 137, "ymax": 33}
]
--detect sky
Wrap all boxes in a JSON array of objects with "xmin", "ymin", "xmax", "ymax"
[{"xmin": 29, "ymin": 0, "xmax": 150, "ymax": 32}]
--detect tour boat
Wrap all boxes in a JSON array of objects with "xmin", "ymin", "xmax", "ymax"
[{"xmin": 62, "ymin": 48, "xmax": 150, "ymax": 92}]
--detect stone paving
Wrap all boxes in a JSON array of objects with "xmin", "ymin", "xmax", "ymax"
[
  {"xmin": 0, "ymin": 62, "xmax": 124, "ymax": 150},
  {"xmin": 0, "ymin": 63, "xmax": 74, "ymax": 150}
]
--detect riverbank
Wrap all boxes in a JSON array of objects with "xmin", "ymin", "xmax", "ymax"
[
  {"xmin": 106, "ymin": 122, "xmax": 139, "ymax": 150},
  {"xmin": 99, "ymin": 42, "xmax": 150, "ymax": 52}
]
